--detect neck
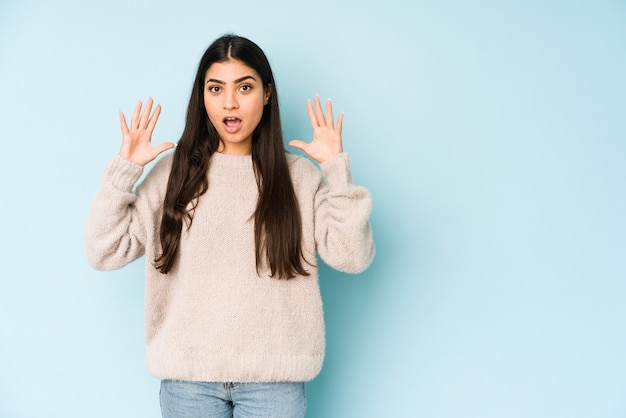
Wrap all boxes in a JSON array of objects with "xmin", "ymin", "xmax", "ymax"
[{"xmin": 217, "ymin": 140, "xmax": 252, "ymax": 155}]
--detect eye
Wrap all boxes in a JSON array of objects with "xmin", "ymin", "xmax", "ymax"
[
  {"xmin": 207, "ymin": 85, "xmax": 221, "ymax": 94},
  {"xmin": 239, "ymin": 84, "xmax": 252, "ymax": 92}
]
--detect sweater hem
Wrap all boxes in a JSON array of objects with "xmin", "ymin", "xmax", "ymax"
[
  {"xmin": 146, "ymin": 352, "xmax": 324, "ymax": 383},
  {"xmin": 103, "ymin": 154, "xmax": 144, "ymax": 192},
  {"xmin": 321, "ymin": 153, "xmax": 352, "ymax": 191}
]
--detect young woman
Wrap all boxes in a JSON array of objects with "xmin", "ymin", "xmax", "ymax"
[{"xmin": 85, "ymin": 34, "xmax": 374, "ymax": 418}]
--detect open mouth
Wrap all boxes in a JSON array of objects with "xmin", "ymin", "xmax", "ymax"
[{"xmin": 223, "ymin": 117, "xmax": 242, "ymax": 133}]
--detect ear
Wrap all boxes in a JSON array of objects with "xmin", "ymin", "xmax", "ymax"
[{"xmin": 264, "ymin": 84, "xmax": 272, "ymax": 105}]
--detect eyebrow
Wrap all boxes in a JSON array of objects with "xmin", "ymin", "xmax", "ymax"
[{"xmin": 206, "ymin": 75, "xmax": 257, "ymax": 85}]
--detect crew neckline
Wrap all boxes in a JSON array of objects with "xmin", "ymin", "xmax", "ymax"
[{"xmin": 210, "ymin": 151, "xmax": 253, "ymax": 168}]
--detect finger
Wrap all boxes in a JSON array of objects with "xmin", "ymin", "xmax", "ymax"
[
  {"xmin": 325, "ymin": 99, "xmax": 334, "ymax": 130},
  {"xmin": 119, "ymin": 111, "xmax": 131, "ymax": 136},
  {"xmin": 314, "ymin": 94, "xmax": 325, "ymax": 126},
  {"xmin": 306, "ymin": 99, "xmax": 318, "ymax": 128},
  {"xmin": 288, "ymin": 139, "xmax": 308, "ymax": 152},
  {"xmin": 335, "ymin": 111, "xmax": 344, "ymax": 135},
  {"xmin": 131, "ymin": 100, "xmax": 142, "ymax": 129},
  {"xmin": 139, "ymin": 97, "xmax": 154, "ymax": 129},
  {"xmin": 154, "ymin": 141, "xmax": 176, "ymax": 155},
  {"xmin": 146, "ymin": 103, "xmax": 161, "ymax": 132}
]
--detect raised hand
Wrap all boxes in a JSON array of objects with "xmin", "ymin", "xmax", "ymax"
[
  {"xmin": 289, "ymin": 95, "xmax": 343, "ymax": 163},
  {"xmin": 119, "ymin": 98, "xmax": 176, "ymax": 166}
]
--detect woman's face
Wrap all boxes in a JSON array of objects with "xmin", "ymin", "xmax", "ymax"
[{"xmin": 204, "ymin": 59, "xmax": 270, "ymax": 155}]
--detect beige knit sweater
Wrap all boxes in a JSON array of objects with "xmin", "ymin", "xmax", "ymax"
[{"xmin": 85, "ymin": 151, "xmax": 374, "ymax": 383}]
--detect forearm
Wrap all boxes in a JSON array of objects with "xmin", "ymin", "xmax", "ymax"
[
  {"xmin": 85, "ymin": 155, "xmax": 148, "ymax": 270},
  {"xmin": 315, "ymin": 153, "xmax": 375, "ymax": 273}
]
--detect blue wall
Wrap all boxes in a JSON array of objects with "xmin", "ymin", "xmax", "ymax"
[{"xmin": 1, "ymin": 1, "xmax": 625, "ymax": 417}]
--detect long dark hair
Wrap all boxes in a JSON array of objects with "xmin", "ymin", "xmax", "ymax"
[{"xmin": 155, "ymin": 34, "xmax": 309, "ymax": 279}]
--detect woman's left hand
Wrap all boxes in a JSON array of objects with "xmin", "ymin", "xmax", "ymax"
[{"xmin": 289, "ymin": 95, "xmax": 343, "ymax": 163}]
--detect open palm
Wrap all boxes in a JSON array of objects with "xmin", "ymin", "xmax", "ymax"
[
  {"xmin": 289, "ymin": 95, "xmax": 343, "ymax": 163},
  {"xmin": 119, "ymin": 97, "xmax": 175, "ymax": 166}
]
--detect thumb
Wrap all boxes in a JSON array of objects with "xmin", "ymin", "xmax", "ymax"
[
  {"xmin": 155, "ymin": 142, "xmax": 177, "ymax": 156},
  {"xmin": 288, "ymin": 140, "xmax": 308, "ymax": 151}
]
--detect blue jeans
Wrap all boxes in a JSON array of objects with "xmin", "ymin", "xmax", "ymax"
[{"xmin": 160, "ymin": 380, "xmax": 306, "ymax": 418}]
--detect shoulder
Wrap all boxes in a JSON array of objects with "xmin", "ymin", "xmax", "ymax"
[
  {"xmin": 150, "ymin": 151, "xmax": 175, "ymax": 176},
  {"xmin": 286, "ymin": 152, "xmax": 322, "ymax": 186},
  {"xmin": 136, "ymin": 151, "xmax": 175, "ymax": 194},
  {"xmin": 146, "ymin": 151, "xmax": 175, "ymax": 181},
  {"xmin": 285, "ymin": 152, "xmax": 325, "ymax": 203},
  {"xmin": 286, "ymin": 152, "xmax": 319, "ymax": 175}
]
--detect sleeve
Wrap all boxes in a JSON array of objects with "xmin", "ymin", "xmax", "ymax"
[
  {"xmin": 314, "ymin": 153, "xmax": 375, "ymax": 273},
  {"xmin": 84, "ymin": 154, "xmax": 152, "ymax": 271}
]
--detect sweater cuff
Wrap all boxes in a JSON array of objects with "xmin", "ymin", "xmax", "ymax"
[
  {"xmin": 320, "ymin": 153, "xmax": 353, "ymax": 191},
  {"xmin": 102, "ymin": 154, "xmax": 144, "ymax": 192}
]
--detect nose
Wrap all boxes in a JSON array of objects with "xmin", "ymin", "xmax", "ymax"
[{"xmin": 223, "ymin": 89, "xmax": 238, "ymax": 110}]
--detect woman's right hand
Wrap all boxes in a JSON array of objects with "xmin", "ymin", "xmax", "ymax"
[{"xmin": 119, "ymin": 97, "xmax": 176, "ymax": 166}]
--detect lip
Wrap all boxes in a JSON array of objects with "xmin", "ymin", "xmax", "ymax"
[{"xmin": 223, "ymin": 116, "xmax": 242, "ymax": 134}]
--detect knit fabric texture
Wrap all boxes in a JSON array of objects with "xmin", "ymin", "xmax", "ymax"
[{"xmin": 85, "ymin": 151, "xmax": 374, "ymax": 382}]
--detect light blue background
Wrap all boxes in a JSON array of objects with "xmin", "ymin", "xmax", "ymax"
[{"xmin": 1, "ymin": 0, "xmax": 625, "ymax": 417}]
